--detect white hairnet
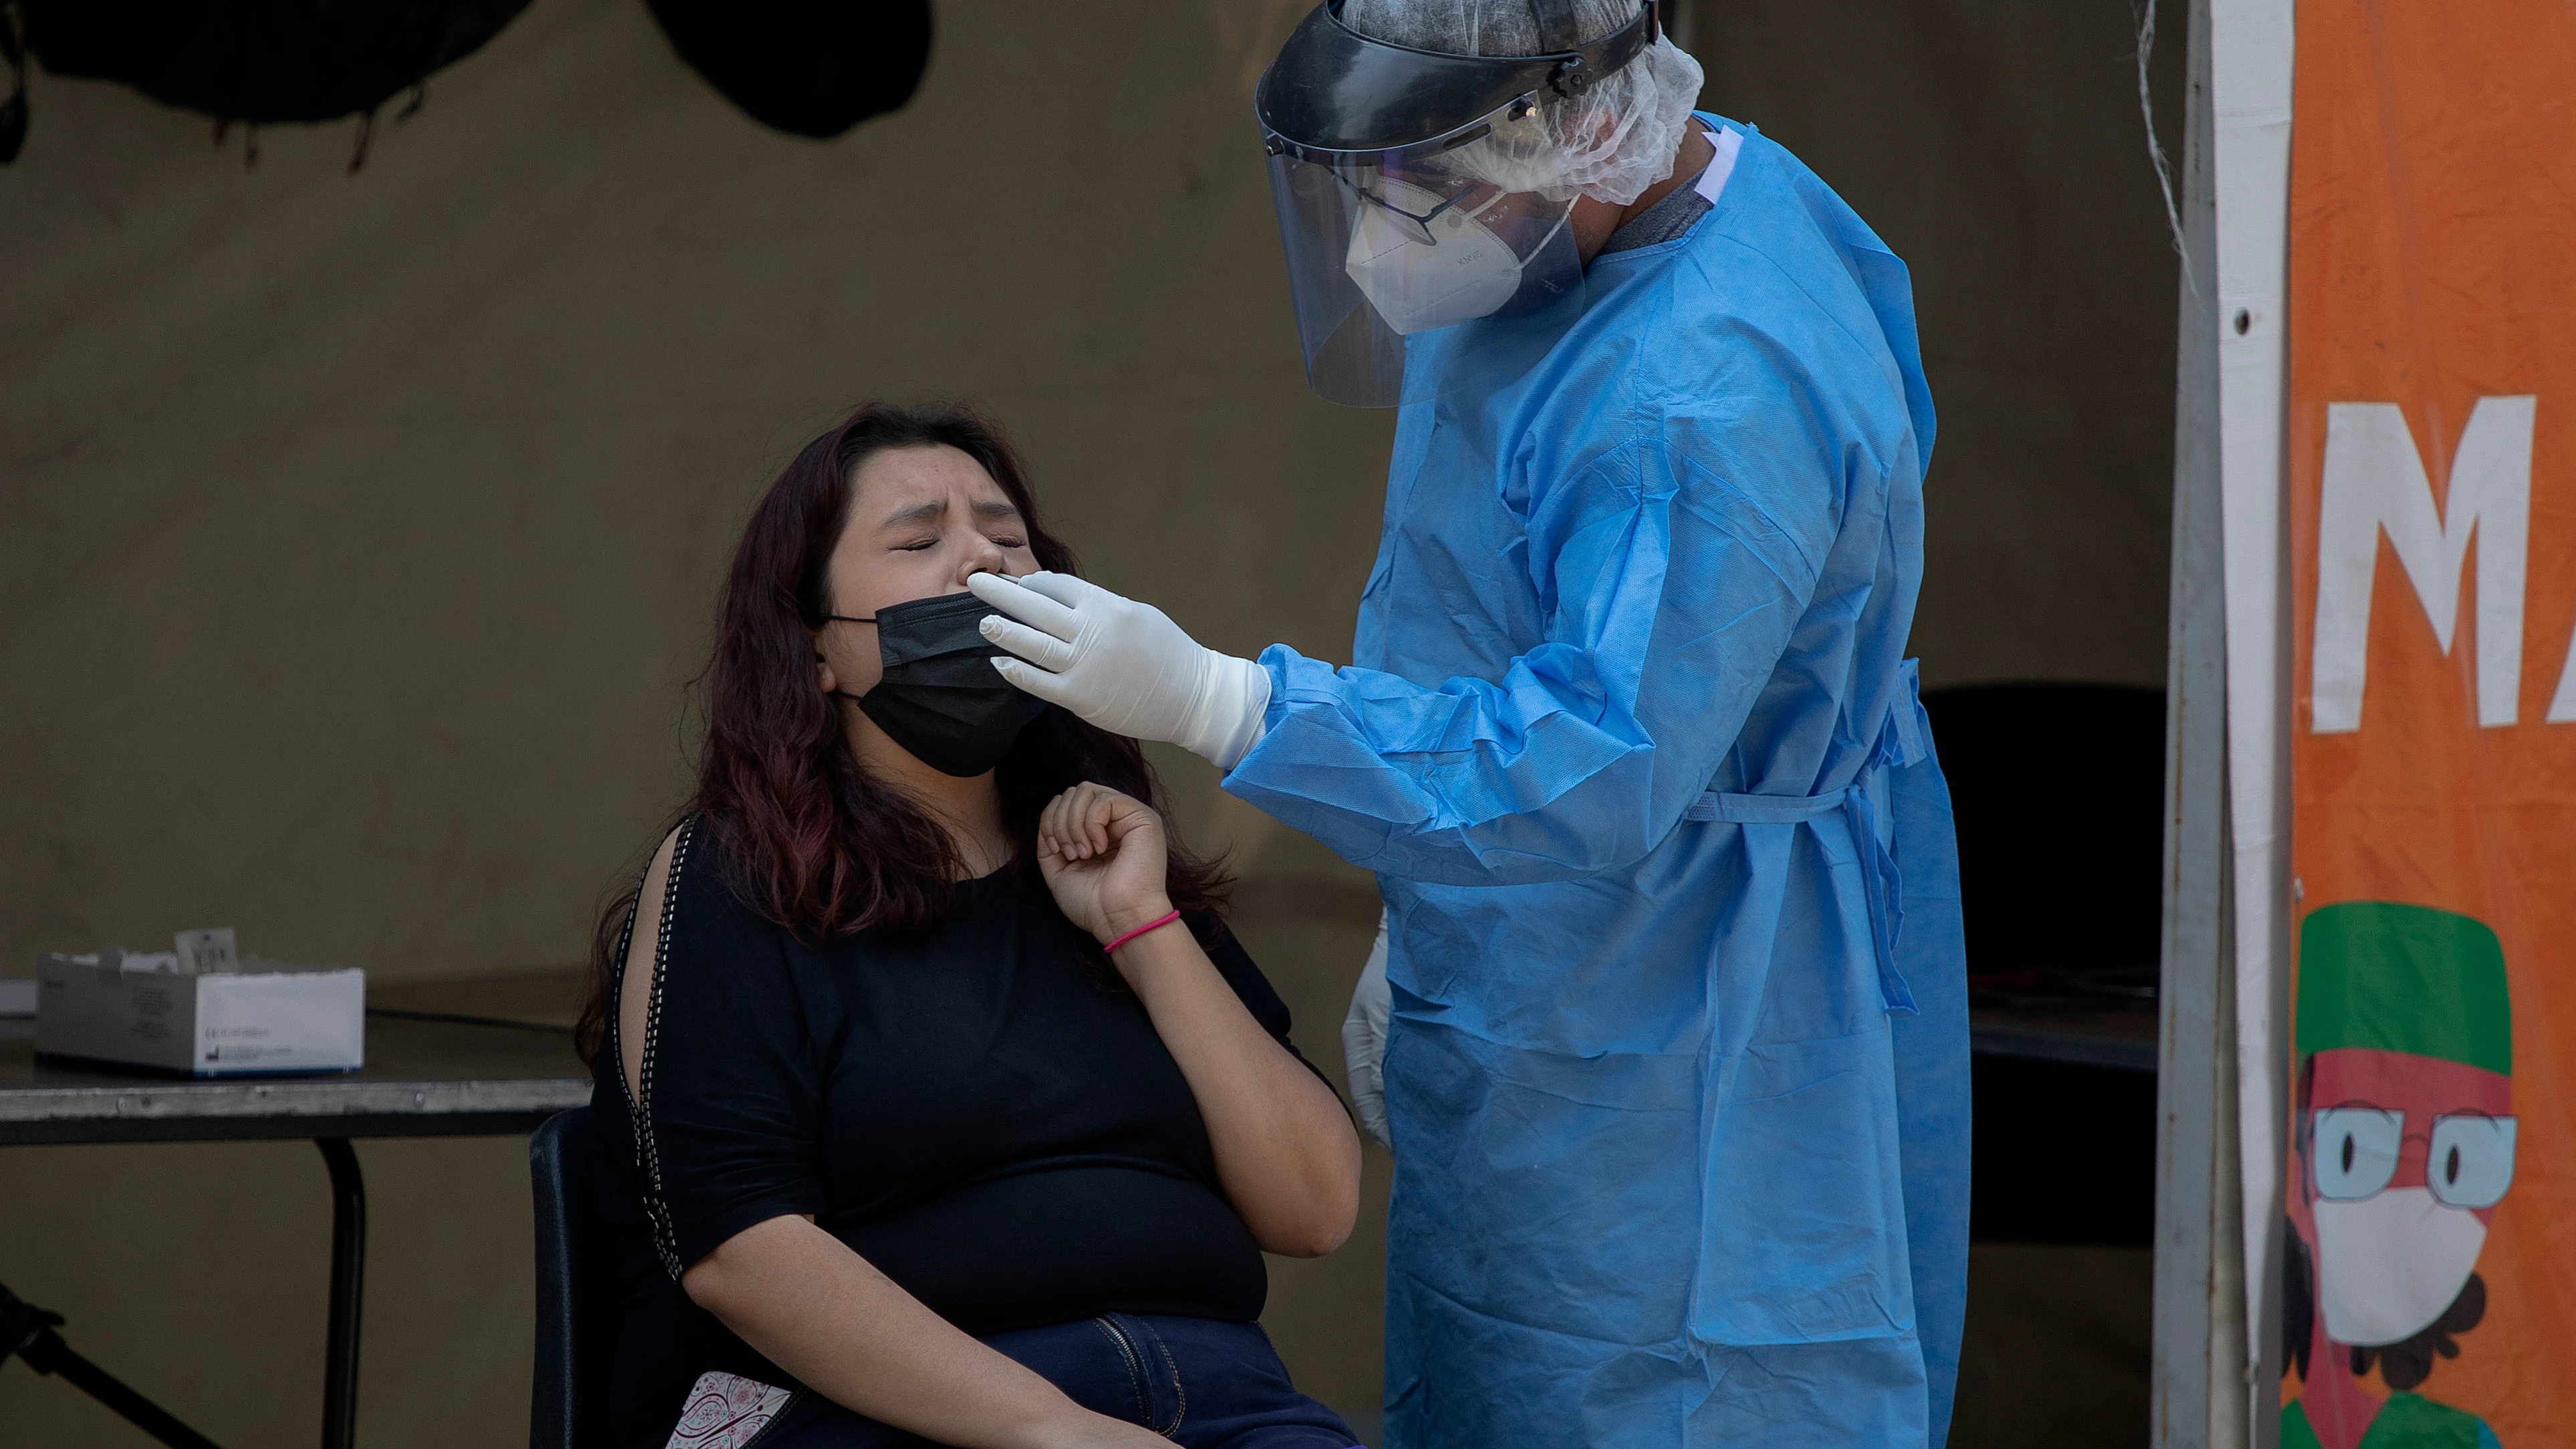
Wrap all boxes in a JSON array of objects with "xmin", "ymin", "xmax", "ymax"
[{"xmin": 1341, "ymin": 0, "xmax": 1705, "ymax": 207}]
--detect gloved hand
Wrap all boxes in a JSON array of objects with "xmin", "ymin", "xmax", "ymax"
[
  {"xmin": 968, "ymin": 571, "xmax": 1271, "ymax": 771},
  {"xmin": 1341, "ymin": 912, "xmax": 1393, "ymax": 1153}
]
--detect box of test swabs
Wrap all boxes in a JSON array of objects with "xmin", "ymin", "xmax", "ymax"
[{"xmin": 35, "ymin": 930, "xmax": 364, "ymax": 1076}]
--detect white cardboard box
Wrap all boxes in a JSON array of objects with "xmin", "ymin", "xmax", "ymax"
[{"xmin": 35, "ymin": 954, "xmax": 365, "ymax": 1076}]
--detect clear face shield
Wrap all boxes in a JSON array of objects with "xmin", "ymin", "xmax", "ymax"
[
  {"xmin": 1264, "ymin": 108, "xmax": 1586, "ymax": 408},
  {"xmin": 1254, "ymin": 1, "xmax": 1660, "ymax": 408}
]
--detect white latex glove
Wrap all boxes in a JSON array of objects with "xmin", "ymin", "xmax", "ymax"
[
  {"xmin": 968, "ymin": 571, "xmax": 1270, "ymax": 771},
  {"xmin": 1342, "ymin": 911, "xmax": 1393, "ymax": 1154}
]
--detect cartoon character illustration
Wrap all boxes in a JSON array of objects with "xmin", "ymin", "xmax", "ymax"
[{"xmin": 2285, "ymin": 902, "xmax": 2515, "ymax": 1449}]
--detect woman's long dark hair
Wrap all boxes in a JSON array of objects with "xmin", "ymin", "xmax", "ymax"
[{"xmin": 575, "ymin": 402, "xmax": 1230, "ymax": 1063}]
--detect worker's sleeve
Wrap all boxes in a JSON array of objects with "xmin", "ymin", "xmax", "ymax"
[{"xmin": 1222, "ymin": 414, "xmax": 1836, "ymax": 886}]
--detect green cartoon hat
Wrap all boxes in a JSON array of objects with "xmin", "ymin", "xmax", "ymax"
[{"xmin": 2297, "ymin": 902, "xmax": 2512, "ymax": 1074}]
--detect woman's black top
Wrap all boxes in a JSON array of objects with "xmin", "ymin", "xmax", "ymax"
[{"xmin": 589, "ymin": 817, "xmax": 1315, "ymax": 1448}]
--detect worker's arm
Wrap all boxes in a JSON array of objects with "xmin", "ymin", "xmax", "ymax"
[
  {"xmin": 1221, "ymin": 412, "xmax": 1847, "ymax": 886},
  {"xmin": 969, "ymin": 376, "xmax": 1894, "ymax": 888}
]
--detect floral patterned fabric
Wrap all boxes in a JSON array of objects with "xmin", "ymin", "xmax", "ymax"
[{"xmin": 666, "ymin": 1370, "xmax": 795, "ymax": 1449}]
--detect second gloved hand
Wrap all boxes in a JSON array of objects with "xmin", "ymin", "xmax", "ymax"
[
  {"xmin": 968, "ymin": 571, "xmax": 1270, "ymax": 770},
  {"xmin": 1342, "ymin": 912, "xmax": 1393, "ymax": 1154}
]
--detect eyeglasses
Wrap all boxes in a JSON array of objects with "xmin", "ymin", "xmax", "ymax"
[
  {"xmin": 1332, "ymin": 166, "xmax": 1510, "ymax": 249},
  {"xmin": 2309, "ymin": 1107, "xmax": 2517, "ymax": 1208},
  {"xmin": 1338, "ymin": 179, "xmax": 1464, "ymax": 248}
]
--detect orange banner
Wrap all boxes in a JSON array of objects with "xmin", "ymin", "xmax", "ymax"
[{"xmin": 2286, "ymin": 3, "xmax": 2576, "ymax": 1446}]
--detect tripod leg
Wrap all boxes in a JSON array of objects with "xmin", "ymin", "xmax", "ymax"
[
  {"xmin": 315, "ymin": 1138, "xmax": 366, "ymax": 1449},
  {"xmin": 31, "ymin": 1334, "xmax": 228, "ymax": 1449},
  {"xmin": 1, "ymin": 1281, "xmax": 225, "ymax": 1449}
]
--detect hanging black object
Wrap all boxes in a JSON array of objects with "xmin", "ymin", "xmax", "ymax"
[
  {"xmin": 0, "ymin": 2, "xmax": 28, "ymax": 164},
  {"xmin": 643, "ymin": 0, "xmax": 932, "ymax": 140},
  {"xmin": 17, "ymin": 0, "xmax": 531, "ymax": 127}
]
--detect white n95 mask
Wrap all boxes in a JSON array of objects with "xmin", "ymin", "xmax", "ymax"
[{"xmin": 1342, "ymin": 178, "xmax": 1530, "ymax": 336}]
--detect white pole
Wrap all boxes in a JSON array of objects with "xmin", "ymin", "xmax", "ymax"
[
  {"xmin": 2158, "ymin": 0, "xmax": 2295, "ymax": 1443},
  {"xmin": 2209, "ymin": 0, "xmax": 2296, "ymax": 1438},
  {"xmin": 2154, "ymin": 0, "xmax": 2247, "ymax": 1444}
]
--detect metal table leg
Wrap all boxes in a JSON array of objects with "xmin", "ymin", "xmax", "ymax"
[{"xmin": 315, "ymin": 1138, "xmax": 365, "ymax": 1449}]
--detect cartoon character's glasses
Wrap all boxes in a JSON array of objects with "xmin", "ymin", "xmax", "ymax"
[{"xmin": 2309, "ymin": 1107, "xmax": 2517, "ymax": 1208}]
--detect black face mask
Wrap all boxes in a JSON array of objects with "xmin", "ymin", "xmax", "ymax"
[{"xmin": 829, "ymin": 591, "xmax": 1048, "ymax": 777}]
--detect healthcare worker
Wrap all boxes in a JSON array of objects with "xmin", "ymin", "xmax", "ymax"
[{"xmin": 968, "ymin": 1, "xmax": 1970, "ymax": 1445}]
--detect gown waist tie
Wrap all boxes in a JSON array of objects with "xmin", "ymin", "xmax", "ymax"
[{"xmin": 1681, "ymin": 665, "xmax": 1933, "ymax": 1014}]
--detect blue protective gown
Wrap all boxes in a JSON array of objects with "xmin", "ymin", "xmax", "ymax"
[{"xmin": 1224, "ymin": 118, "xmax": 1971, "ymax": 1449}]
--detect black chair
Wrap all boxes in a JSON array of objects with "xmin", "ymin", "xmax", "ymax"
[
  {"xmin": 531, "ymin": 1106, "xmax": 618, "ymax": 1449},
  {"xmin": 1921, "ymin": 682, "xmax": 2164, "ymax": 1247},
  {"xmin": 1921, "ymin": 682, "xmax": 2166, "ymax": 981}
]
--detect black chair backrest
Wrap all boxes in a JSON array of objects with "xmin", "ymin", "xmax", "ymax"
[
  {"xmin": 531, "ymin": 1105, "xmax": 617, "ymax": 1449},
  {"xmin": 1919, "ymin": 682, "xmax": 2166, "ymax": 972}
]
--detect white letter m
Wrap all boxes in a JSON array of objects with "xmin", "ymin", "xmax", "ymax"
[{"xmin": 2311, "ymin": 396, "xmax": 2533, "ymax": 733}]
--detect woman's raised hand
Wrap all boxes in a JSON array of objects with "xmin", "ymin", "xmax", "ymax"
[
  {"xmin": 1035, "ymin": 783, "xmax": 1175, "ymax": 946},
  {"xmin": 1037, "ymin": 787, "xmax": 1363, "ymax": 1264}
]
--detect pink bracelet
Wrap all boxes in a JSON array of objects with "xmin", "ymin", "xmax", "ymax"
[{"xmin": 1101, "ymin": 910, "xmax": 1182, "ymax": 956}]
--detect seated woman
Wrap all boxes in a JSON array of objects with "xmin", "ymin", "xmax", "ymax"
[{"xmin": 578, "ymin": 403, "xmax": 1366, "ymax": 1449}]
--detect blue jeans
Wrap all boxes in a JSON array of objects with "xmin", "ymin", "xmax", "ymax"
[{"xmin": 762, "ymin": 1314, "xmax": 1361, "ymax": 1449}]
